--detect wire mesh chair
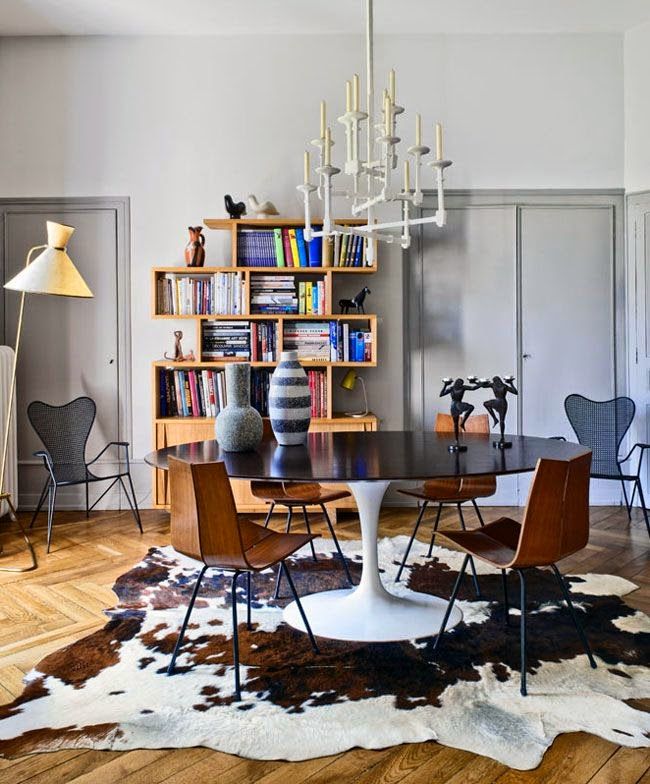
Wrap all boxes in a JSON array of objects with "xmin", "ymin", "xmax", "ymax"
[
  {"xmin": 28, "ymin": 396, "xmax": 142, "ymax": 552},
  {"xmin": 564, "ymin": 394, "xmax": 650, "ymax": 537}
]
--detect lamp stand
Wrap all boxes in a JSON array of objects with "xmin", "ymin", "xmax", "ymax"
[
  {"xmin": 0, "ymin": 245, "xmax": 44, "ymax": 572},
  {"xmin": 344, "ymin": 376, "xmax": 369, "ymax": 418}
]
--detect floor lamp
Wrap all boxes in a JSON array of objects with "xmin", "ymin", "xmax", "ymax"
[{"xmin": 0, "ymin": 221, "xmax": 93, "ymax": 572}]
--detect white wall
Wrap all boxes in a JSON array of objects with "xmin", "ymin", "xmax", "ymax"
[
  {"xmin": 0, "ymin": 33, "xmax": 624, "ymax": 488},
  {"xmin": 624, "ymin": 21, "xmax": 650, "ymax": 192}
]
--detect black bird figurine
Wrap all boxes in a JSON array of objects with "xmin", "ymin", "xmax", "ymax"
[{"xmin": 224, "ymin": 194, "xmax": 246, "ymax": 220}]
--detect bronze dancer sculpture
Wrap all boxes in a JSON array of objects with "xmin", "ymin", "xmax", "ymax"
[
  {"xmin": 481, "ymin": 375, "xmax": 518, "ymax": 449},
  {"xmin": 440, "ymin": 376, "xmax": 482, "ymax": 452}
]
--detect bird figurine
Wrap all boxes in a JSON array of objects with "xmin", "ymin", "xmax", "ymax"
[
  {"xmin": 224, "ymin": 194, "xmax": 246, "ymax": 220},
  {"xmin": 248, "ymin": 194, "xmax": 279, "ymax": 220}
]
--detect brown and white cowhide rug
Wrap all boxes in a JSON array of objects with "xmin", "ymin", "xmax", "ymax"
[{"xmin": 0, "ymin": 537, "xmax": 649, "ymax": 770}]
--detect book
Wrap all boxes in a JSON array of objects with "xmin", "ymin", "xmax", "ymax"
[
  {"xmin": 273, "ymin": 228, "xmax": 285, "ymax": 267},
  {"xmin": 296, "ymin": 228, "xmax": 308, "ymax": 267},
  {"xmin": 308, "ymin": 234, "xmax": 322, "ymax": 267},
  {"xmin": 282, "ymin": 228, "xmax": 294, "ymax": 267},
  {"xmin": 288, "ymin": 229, "xmax": 300, "ymax": 267}
]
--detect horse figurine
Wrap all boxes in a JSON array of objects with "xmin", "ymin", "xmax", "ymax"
[
  {"xmin": 184, "ymin": 226, "xmax": 205, "ymax": 268},
  {"xmin": 224, "ymin": 194, "xmax": 246, "ymax": 220},
  {"xmin": 339, "ymin": 286, "xmax": 371, "ymax": 314}
]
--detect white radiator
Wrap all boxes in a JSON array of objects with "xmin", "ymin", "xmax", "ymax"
[{"xmin": 0, "ymin": 346, "xmax": 17, "ymax": 517}]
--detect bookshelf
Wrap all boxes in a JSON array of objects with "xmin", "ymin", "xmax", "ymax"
[{"xmin": 151, "ymin": 217, "xmax": 379, "ymax": 511}]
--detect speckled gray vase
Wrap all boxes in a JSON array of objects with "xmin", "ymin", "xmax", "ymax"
[
  {"xmin": 215, "ymin": 363, "xmax": 263, "ymax": 452},
  {"xmin": 269, "ymin": 350, "xmax": 311, "ymax": 446}
]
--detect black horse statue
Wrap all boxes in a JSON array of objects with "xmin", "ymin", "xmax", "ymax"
[
  {"xmin": 339, "ymin": 286, "xmax": 371, "ymax": 314},
  {"xmin": 224, "ymin": 194, "xmax": 246, "ymax": 220}
]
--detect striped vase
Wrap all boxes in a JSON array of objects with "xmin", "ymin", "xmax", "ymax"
[{"xmin": 269, "ymin": 351, "xmax": 311, "ymax": 446}]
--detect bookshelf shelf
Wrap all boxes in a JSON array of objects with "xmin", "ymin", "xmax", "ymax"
[{"xmin": 151, "ymin": 217, "xmax": 379, "ymax": 510}]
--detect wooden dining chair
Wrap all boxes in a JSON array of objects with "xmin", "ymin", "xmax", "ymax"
[
  {"xmin": 167, "ymin": 456, "xmax": 319, "ymax": 701},
  {"xmin": 433, "ymin": 452, "xmax": 597, "ymax": 696},
  {"xmin": 395, "ymin": 413, "xmax": 497, "ymax": 591}
]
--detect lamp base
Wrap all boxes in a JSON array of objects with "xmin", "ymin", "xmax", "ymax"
[
  {"xmin": 344, "ymin": 410, "xmax": 369, "ymax": 418},
  {"xmin": 0, "ymin": 491, "xmax": 37, "ymax": 572}
]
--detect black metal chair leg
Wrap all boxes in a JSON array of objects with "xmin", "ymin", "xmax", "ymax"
[
  {"xmin": 263, "ymin": 502, "xmax": 275, "ymax": 528},
  {"xmin": 30, "ymin": 480, "xmax": 49, "ymax": 529},
  {"xmin": 621, "ymin": 479, "xmax": 632, "ymax": 520},
  {"xmin": 516, "ymin": 569, "xmax": 527, "ymax": 696},
  {"xmin": 119, "ymin": 476, "xmax": 143, "ymax": 534},
  {"xmin": 471, "ymin": 498, "xmax": 486, "ymax": 527},
  {"xmin": 501, "ymin": 569, "xmax": 511, "ymax": 626},
  {"xmin": 125, "ymin": 472, "xmax": 143, "ymax": 532},
  {"xmin": 635, "ymin": 479, "xmax": 650, "ymax": 539},
  {"xmin": 285, "ymin": 507, "xmax": 293, "ymax": 533},
  {"xmin": 550, "ymin": 564, "xmax": 597, "ymax": 668},
  {"xmin": 231, "ymin": 571, "xmax": 242, "ymax": 700},
  {"xmin": 167, "ymin": 564, "xmax": 208, "ymax": 675},
  {"xmin": 282, "ymin": 561, "xmax": 319, "ymax": 654},
  {"xmin": 301, "ymin": 506, "xmax": 318, "ymax": 562},
  {"xmin": 395, "ymin": 501, "xmax": 428, "ymax": 582},
  {"xmin": 427, "ymin": 503, "xmax": 443, "ymax": 557},
  {"xmin": 273, "ymin": 561, "xmax": 284, "ymax": 600},
  {"xmin": 246, "ymin": 571, "xmax": 252, "ymax": 630},
  {"xmin": 433, "ymin": 554, "xmax": 469, "ymax": 653},
  {"xmin": 321, "ymin": 504, "xmax": 353, "ymax": 586},
  {"xmin": 46, "ymin": 482, "xmax": 57, "ymax": 554},
  {"xmin": 457, "ymin": 504, "xmax": 481, "ymax": 598}
]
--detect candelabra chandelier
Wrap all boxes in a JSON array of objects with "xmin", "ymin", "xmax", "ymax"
[{"xmin": 297, "ymin": 0, "xmax": 452, "ymax": 262}]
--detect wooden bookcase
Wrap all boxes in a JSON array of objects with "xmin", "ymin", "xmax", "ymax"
[{"xmin": 151, "ymin": 217, "xmax": 379, "ymax": 511}]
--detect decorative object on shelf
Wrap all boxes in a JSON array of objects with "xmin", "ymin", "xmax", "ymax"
[
  {"xmin": 164, "ymin": 330, "xmax": 195, "ymax": 362},
  {"xmin": 339, "ymin": 286, "xmax": 371, "ymax": 314},
  {"xmin": 269, "ymin": 351, "xmax": 311, "ymax": 445},
  {"xmin": 248, "ymin": 194, "xmax": 279, "ymax": 220},
  {"xmin": 296, "ymin": 0, "xmax": 453, "ymax": 259},
  {"xmin": 184, "ymin": 226, "xmax": 205, "ymax": 268},
  {"xmin": 440, "ymin": 376, "xmax": 481, "ymax": 453},
  {"xmin": 224, "ymin": 194, "xmax": 246, "ymax": 220},
  {"xmin": 2, "ymin": 220, "xmax": 94, "ymax": 572},
  {"xmin": 215, "ymin": 363, "xmax": 263, "ymax": 452},
  {"xmin": 340, "ymin": 369, "xmax": 369, "ymax": 417},
  {"xmin": 481, "ymin": 375, "xmax": 518, "ymax": 449}
]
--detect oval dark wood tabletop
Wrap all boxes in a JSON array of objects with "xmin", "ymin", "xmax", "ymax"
[{"xmin": 144, "ymin": 431, "xmax": 590, "ymax": 482}]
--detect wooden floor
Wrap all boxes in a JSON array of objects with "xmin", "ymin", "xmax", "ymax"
[{"xmin": 0, "ymin": 503, "xmax": 648, "ymax": 784}]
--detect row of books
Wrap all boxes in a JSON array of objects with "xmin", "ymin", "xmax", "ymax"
[
  {"xmin": 283, "ymin": 322, "xmax": 330, "ymax": 361},
  {"xmin": 156, "ymin": 272, "xmax": 245, "ymax": 315},
  {"xmin": 158, "ymin": 368, "xmax": 227, "ymax": 418},
  {"xmin": 250, "ymin": 275, "xmax": 297, "ymax": 314},
  {"xmin": 333, "ymin": 233, "xmax": 368, "ymax": 267},
  {"xmin": 202, "ymin": 321, "xmax": 250, "ymax": 360},
  {"xmin": 330, "ymin": 323, "xmax": 372, "ymax": 362},
  {"xmin": 307, "ymin": 370, "xmax": 328, "ymax": 418},
  {"xmin": 237, "ymin": 228, "xmax": 323, "ymax": 268},
  {"xmin": 250, "ymin": 321, "xmax": 278, "ymax": 362}
]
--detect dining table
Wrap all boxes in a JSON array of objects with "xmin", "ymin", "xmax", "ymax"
[{"xmin": 144, "ymin": 430, "xmax": 588, "ymax": 643}]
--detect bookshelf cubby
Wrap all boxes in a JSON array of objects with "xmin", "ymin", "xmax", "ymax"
[{"xmin": 151, "ymin": 217, "xmax": 378, "ymax": 511}]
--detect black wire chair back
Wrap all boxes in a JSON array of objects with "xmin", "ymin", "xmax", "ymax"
[
  {"xmin": 564, "ymin": 394, "xmax": 635, "ymax": 478},
  {"xmin": 27, "ymin": 397, "xmax": 96, "ymax": 483}
]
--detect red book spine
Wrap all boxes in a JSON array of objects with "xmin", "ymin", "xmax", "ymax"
[
  {"xmin": 282, "ymin": 228, "xmax": 293, "ymax": 267},
  {"xmin": 188, "ymin": 370, "xmax": 199, "ymax": 417}
]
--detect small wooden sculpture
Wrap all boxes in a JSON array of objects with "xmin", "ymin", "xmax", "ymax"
[
  {"xmin": 184, "ymin": 226, "xmax": 205, "ymax": 268},
  {"xmin": 248, "ymin": 194, "xmax": 279, "ymax": 220},
  {"xmin": 440, "ymin": 376, "xmax": 482, "ymax": 452},
  {"xmin": 164, "ymin": 330, "xmax": 196, "ymax": 362},
  {"xmin": 224, "ymin": 194, "xmax": 246, "ymax": 220},
  {"xmin": 480, "ymin": 375, "xmax": 518, "ymax": 449},
  {"xmin": 339, "ymin": 286, "xmax": 371, "ymax": 314}
]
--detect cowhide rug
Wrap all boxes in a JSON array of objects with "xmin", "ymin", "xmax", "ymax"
[{"xmin": 0, "ymin": 537, "xmax": 649, "ymax": 770}]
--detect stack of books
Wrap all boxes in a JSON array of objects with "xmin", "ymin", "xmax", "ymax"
[
  {"xmin": 250, "ymin": 322, "xmax": 278, "ymax": 362},
  {"xmin": 202, "ymin": 321, "xmax": 251, "ymax": 360},
  {"xmin": 237, "ymin": 227, "xmax": 324, "ymax": 268},
  {"xmin": 156, "ymin": 272, "xmax": 245, "ymax": 315},
  {"xmin": 283, "ymin": 322, "xmax": 331, "ymax": 361},
  {"xmin": 333, "ymin": 234, "xmax": 369, "ymax": 267},
  {"xmin": 307, "ymin": 370, "xmax": 327, "ymax": 418},
  {"xmin": 158, "ymin": 368, "xmax": 226, "ymax": 418},
  {"xmin": 250, "ymin": 369, "xmax": 271, "ymax": 415},
  {"xmin": 329, "ymin": 322, "xmax": 373, "ymax": 362},
  {"xmin": 298, "ymin": 280, "xmax": 327, "ymax": 315},
  {"xmin": 250, "ymin": 275, "xmax": 298, "ymax": 314}
]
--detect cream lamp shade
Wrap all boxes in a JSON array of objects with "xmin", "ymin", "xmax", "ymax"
[{"xmin": 4, "ymin": 222, "xmax": 93, "ymax": 298}]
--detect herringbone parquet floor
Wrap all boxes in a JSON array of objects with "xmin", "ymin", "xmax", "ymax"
[{"xmin": 0, "ymin": 503, "xmax": 648, "ymax": 784}]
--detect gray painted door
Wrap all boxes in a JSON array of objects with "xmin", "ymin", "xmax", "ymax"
[{"xmin": 2, "ymin": 206, "xmax": 121, "ymax": 509}]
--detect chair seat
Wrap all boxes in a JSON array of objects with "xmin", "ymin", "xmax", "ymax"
[
  {"xmin": 250, "ymin": 480, "xmax": 350, "ymax": 505},
  {"xmin": 439, "ymin": 516, "xmax": 522, "ymax": 568},
  {"xmin": 398, "ymin": 476, "xmax": 496, "ymax": 504}
]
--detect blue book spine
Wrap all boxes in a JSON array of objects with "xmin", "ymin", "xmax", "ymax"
[
  {"xmin": 355, "ymin": 331, "xmax": 365, "ymax": 361},
  {"xmin": 308, "ymin": 235, "xmax": 322, "ymax": 267},
  {"xmin": 296, "ymin": 228, "xmax": 308, "ymax": 267},
  {"xmin": 354, "ymin": 236, "xmax": 363, "ymax": 267},
  {"xmin": 329, "ymin": 321, "xmax": 337, "ymax": 361},
  {"xmin": 159, "ymin": 370, "xmax": 167, "ymax": 416}
]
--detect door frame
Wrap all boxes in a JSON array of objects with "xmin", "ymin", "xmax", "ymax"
[{"xmin": 0, "ymin": 197, "xmax": 132, "ymax": 506}]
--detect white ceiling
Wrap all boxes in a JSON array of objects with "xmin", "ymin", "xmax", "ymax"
[{"xmin": 1, "ymin": 0, "xmax": 650, "ymax": 36}]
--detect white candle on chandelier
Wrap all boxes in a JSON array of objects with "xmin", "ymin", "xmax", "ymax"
[
  {"xmin": 320, "ymin": 101, "xmax": 327, "ymax": 138},
  {"xmin": 324, "ymin": 126, "xmax": 331, "ymax": 165},
  {"xmin": 404, "ymin": 160, "xmax": 410, "ymax": 191},
  {"xmin": 304, "ymin": 151, "xmax": 310, "ymax": 184},
  {"xmin": 415, "ymin": 113, "xmax": 422, "ymax": 146},
  {"xmin": 435, "ymin": 122, "xmax": 443, "ymax": 160},
  {"xmin": 384, "ymin": 94, "xmax": 391, "ymax": 136},
  {"xmin": 389, "ymin": 69, "xmax": 396, "ymax": 102},
  {"xmin": 353, "ymin": 74, "xmax": 360, "ymax": 111},
  {"xmin": 345, "ymin": 81, "xmax": 352, "ymax": 112}
]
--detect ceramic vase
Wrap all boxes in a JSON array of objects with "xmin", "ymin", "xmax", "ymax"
[
  {"xmin": 269, "ymin": 351, "xmax": 311, "ymax": 446},
  {"xmin": 184, "ymin": 226, "xmax": 205, "ymax": 267},
  {"xmin": 215, "ymin": 363, "xmax": 263, "ymax": 451}
]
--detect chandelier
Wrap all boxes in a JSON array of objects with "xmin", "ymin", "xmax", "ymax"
[{"xmin": 297, "ymin": 0, "xmax": 452, "ymax": 262}]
